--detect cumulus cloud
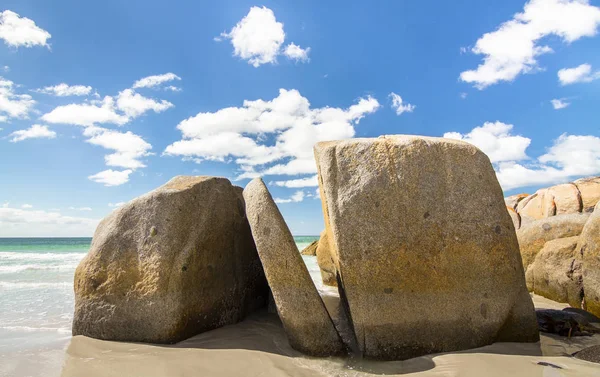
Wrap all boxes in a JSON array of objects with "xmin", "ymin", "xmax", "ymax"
[
  {"xmin": 84, "ymin": 126, "xmax": 152, "ymax": 170},
  {"xmin": 0, "ymin": 10, "xmax": 51, "ymax": 48},
  {"xmin": 69, "ymin": 207, "xmax": 92, "ymax": 211},
  {"xmin": 551, "ymin": 98, "xmax": 570, "ymax": 109},
  {"xmin": 88, "ymin": 169, "xmax": 133, "ymax": 187},
  {"xmin": 389, "ymin": 92, "xmax": 415, "ymax": 115},
  {"xmin": 0, "ymin": 205, "xmax": 99, "ymax": 237},
  {"xmin": 460, "ymin": 0, "xmax": 600, "ymax": 89},
  {"xmin": 444, "ymin": 121, "xmax": 530, "ymax": 163},
  {"xmin": 274, "ymin": 190, "xmax": 305, "ymax": 203},
  {"xmin": 164, "ymin": 88, "xmax": 380, "ymax": 179},
  {"xmin": 217, "ymin": 6, "xmax": 311, "ymax": 67},
  {"xmin": 273, "ymin": 175, "xmax": 318, "ymax": 188},
  {"xmin": 133, "ymin": 72, "xmax": 181, "ymax": 89},
  {"xmin": 34, "ymin": 83, "xmax": 93, "ymax": 96},
  {"xmin": 116, "ymin": 89, "xmax": 173, "ymax": 118},
  {"xmin": 9, "ymin": 124, "xmax": 56, "ymax": 142},
  {"xmin": 558, "ymin": 63, "xmax": 600, "ymax": 85},
  {"xmin": 21, "ymin": 204, "xmax": 32, "ymax": 209},
  {"xmin": 283, "ymin": 43, "xmax": 310, "ymax": 62},
  {"xmin": 0, "ymin": 76, "xmax": 36, "ymax": 120},
  {"xmin": 108, "ymin": 202, "xmax": 125, "ymax": 208},
  {"xmin": 445, "ymin": 123, "xmax": 600, "ymax": 191},
  {"xmin": 41, "ymin": 96, "xmax": 128, "ymax": 127}
]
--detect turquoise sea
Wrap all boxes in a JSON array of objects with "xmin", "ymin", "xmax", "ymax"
[{"xmin": 0, "ymin": 236, "xmax": 320, "ymax": 356}]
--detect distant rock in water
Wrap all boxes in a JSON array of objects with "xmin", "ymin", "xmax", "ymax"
[
  {"xmin": 300, "ymin": 240, "xmax": 318, "ymax": 256},
  {"xmin": 72, "ymin": 176, "xmax": 269, "ymax": 343},
  {"xmin": 243, "ymin": 178, "xmax": 344, "ymax": 356},
  {"xmin": 316, "ymin": 230, "xmax": 337, "ymax": 287},
  {"xmin": 314, "ymin": 135, "xmax": 538, "ymax": 360}
]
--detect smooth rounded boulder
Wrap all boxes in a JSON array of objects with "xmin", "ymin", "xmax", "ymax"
[
  {"xmin": 579, "ymin": 202, "xmax": 600, "ymax": 317},
  {"xmin": 314, "ymin": 135, "xmax": 538, "ymax": 360},
  {"xmin": 73, "ymin": 176, "xmax": 269, "ymax": 343},
  {"xmin": 526, "ymin": 236, "xmax": 583, "ymax": 308},
  {"xmin": 243, "ymin": 178, "xmax": 344, "ymax": 356},
  {"xmin": 316, "ymin": 230, "xmax": 337, "ymax": 287},
  {"xmin": 574, "ymin": 177, "xmax": 600, "ymax": 213},
  {"xmin": 516, "ymin": 213, "xmax": 591, "ymax": 270}
]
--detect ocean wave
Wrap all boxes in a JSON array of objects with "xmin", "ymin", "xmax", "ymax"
[
  {"xmin": 0, "ymin": 263, "xmax": 80, "ymax": 274},
  {"xmin": 0, "ymin": 251, "xmax": 86, "ymax": 262},
  {"xmin": 0, "ymin": 325, "xmax": 71, "ymax": 334},
  {"xmin": 0, "ymin": 281, "xmax": 72, "ymax": 289}
]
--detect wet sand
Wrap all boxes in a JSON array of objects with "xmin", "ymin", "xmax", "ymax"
[{"xmin": 4, "ymin": 294, "xmax": 598, "ymax": 377}]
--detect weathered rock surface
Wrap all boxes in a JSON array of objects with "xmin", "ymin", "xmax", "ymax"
[
  {"xmin": 525, "ymin": 236, "xmax": 582, "ymax": 307},
  {"xmin": 243, "ymin": 178, "xmax": 344, "ymax": 356},
  {"xmin": 518, "ymin": 189, "xmax": 547, "ymax": 220},
  {"xmin": 316, "ymin": 230, "xmax": 337, "ymax": 287},
  {"xmin": 574, "ymin": 345, "xmax": 600, "ymax": 364},
  {"xmin": 536, "ymin": 309, "xmax": 599, "ymax": 337},
  {"xmin": 300, "ymin": 240, "xmax": 318, "ymax": 256},
  {"xmin": 545, "ymin": 183, "xmax": 582, "ymax": 216},
  {"xmin": 73, "ymin": 176, "xmax": 269, "ymax": 343},
  {"xmin": 314, "ymin": 135, "xmax": 538, "ymax": 360},
  {"xmin": 507, "ymin": 206, "xmax": 521, "ymax": 230},
  {"xmin": 579, "ymin": 202, "xmax": 600, "ymax": 317},
  {"xmin": 505, "ymin": 193, "xmax": 529, "ymax": 210},
  {"xmin": 574, "ymin": 177, "xmax": 600, "ymax": 213},
  {"xmin": 516, "ymin": 213, "xmax": 590, "ymax": 270}
]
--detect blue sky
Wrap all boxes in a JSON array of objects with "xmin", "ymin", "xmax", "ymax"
[{"xmin": 1, "ymin": 0, "xmax": 599, "ymax": 237}]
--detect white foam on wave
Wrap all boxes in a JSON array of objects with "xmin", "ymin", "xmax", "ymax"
[
  {"xmin": 0, "ymin": 263, "xmax": 80, "ymax": 274},
  {"xmin": 0, "ymin": 325, "xmax": 71, "ymax": 334},
  {"xmin": 0, "ymin": 252, "xmax": 86, "ymax": 262},
  {"xmin": 0, "ymin": 281, "xmax": 72, "ymax": 289}
]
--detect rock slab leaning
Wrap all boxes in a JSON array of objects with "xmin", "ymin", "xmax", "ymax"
[{"xmin": 243, "ymin": 178, "xmax": 344, "ymax": 356}]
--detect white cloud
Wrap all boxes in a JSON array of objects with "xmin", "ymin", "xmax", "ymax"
[
  {"xmin": 0, "ymin": 76, "xmax": 35, "ymax": 120},
  {"xmin": 164, "ymin": 88, "xmax": 380, "ymax": 178},
  {"xmin": 41, "ymin": 96, "xmax": 128, "ymax": 127},
  {"xmin": 219, "ymin": 6, "xmax": 285, "ymax": 67},
  {"xmin": 218, "ymin": 6, "xmax": 311, "ymax": 67},
  {"xmin": 274, "ymin": 190, "xmax": 305, "ymax": 203},
  {"xmin": 283, "ymin": 43, "xmax": 310, "ymax": 62},
  {"xmin": 0, "ymin": 205, "xmax": 98, "ymax": 237},
  {"xmin": 165, "ymin": 85, "xmax": 182, "ymax": 92},
  {"xmin": 460, "ymin": 0, "xmax": 600, "ymax": 89},
  {"xmin": 9, "ymin": 124, "xmax": 56, "ymax": 142},
  {"xmin": 34, "ymin": 83, "xmax": 93, "ymax": 96},
  {"xmin": 21, "ymin": 204, "xmax": 32, "ymax": 209},
  {"xmin": 444, "ymin": 123, "xmax": 600, "ymax": 191},
  {"xmin": 444, "ymin": 121, "xmax": 530, "ymax": 163},
  {"xmin": 460, "ymin": 92, "xmax": 468, "ymax": 99},
  {"xmin": 389, "ymin": 92, "xmax": 415, "ymax": 115},
  {"xmin": 132, "ymin": 73, "xmax": 181, "ymax": 89},
  {"xmin": 0, "ymin": 10, "xmax": 51, "ymax": 48},
  {"xmin": 108, "ymin": 202, "xmax": 125, "ymax": 208},
  {"xmin": 551, "ymin": 98, "xmax": 570, "ymax": 109},
  {"xmin": 273, "ymin": 175, "xmax": 318, "ymax": 188},
  {"xmin": 116, "ymin": 89, "xmax": 173, "ymax": 118},
  {"xmin": 88, "ymin": 169, "xmax": 133, "ymax": 187},
  {"xmin": 557, "ymin": 63, "xmax": 600, "ymax": 85},
  {"xmin": 84, "ymin": 127, "xmax": 152, "ymax": 169},
  {"xmin": 69, "ymin": 207, "xmax": 92, "ymax": 211}
]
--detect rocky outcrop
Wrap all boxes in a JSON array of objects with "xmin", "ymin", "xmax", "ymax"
[
  {"xmin": 516, "ymin": 213, "xmax": 590, "ymax": 271},
  {"xmin": 579, "ymin": 202, "xmax": 600, "ymax": 317},
  {"xmin": 316, "ymin": 230, "xmax": 337, "ymax": 287},
  {"xmin": 525, "ymin": 236, "xmax": 583, "ymax": 308},
  {"xmin": 73, "ymin": 176, "xmax": 269, "ymax": 343},
  {"xmin": 507, "ymin": 206, "xmax": 521, "ymax": 230},
  {"xmin": 300, "ymin": 240, "xmax": 318, "ymax": 256},
  {"xmin": 243, "ymin": 178, "xmax": 344, "ymax": 356},
  {"xmin": 314, "ymin": 135, "xmax": 538, "ymax": 360},
  {"xmin": 506, "ymin": 176, "xmax": 600, "ymax": 230}
]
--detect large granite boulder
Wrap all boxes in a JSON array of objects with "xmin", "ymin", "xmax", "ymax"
[
  {"xmin": 316, "ymin": 229, "xmax": 337, "ymax": 287},
  {"xmin": 545, "ymin": 183, "xmax": 582, "ymax": 216},
  {"xmin": 73, "ymin": 176, "xmax": 269, "ymax": 343},
  {"xmin": 505, "ymin": 193, "xmax": 529, "ymax": 211},
  {"xmin": 574, "ymin": 177, "xmax": 600, "ymax": 213},
  {"xmin": 525, "ymin": 236, "xmax": 583, "ymax": 307},
  {"xmin": 314, "ymin": 135, "xmax": 538, "ymax": 360},
  {"xmin": 300, "ymin": 240, "xmax": 318, "ymax": 256},
  {"xmin": 516, "ymin": 213, "xmax": 590, "ymax": 270},
  {"xmin": 579, "ymin": 202, "xmax": 600, "ymax": 317},
  {"xmin": 243, "ymin": 178, "xmax": 344, "ymax": 356},
  {"xmin": 507, "ymin": 206, "xmax": 521, "ymax": 230}
]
